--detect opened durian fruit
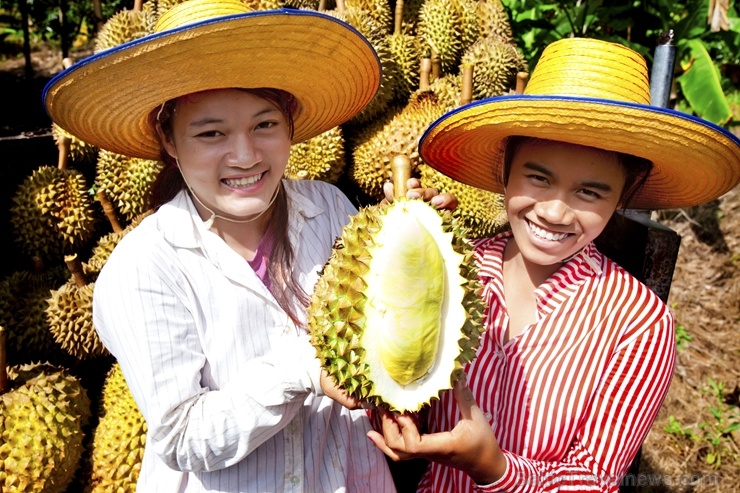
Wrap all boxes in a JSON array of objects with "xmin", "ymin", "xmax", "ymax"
[{"xmin": 308, "ymin": 157, "xmax": 485, "ymax": 412}]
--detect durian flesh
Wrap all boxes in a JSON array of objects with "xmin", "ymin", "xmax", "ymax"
[{"xmin": 308, "ymin": 199, "xmax": 484, "ymax": 412}]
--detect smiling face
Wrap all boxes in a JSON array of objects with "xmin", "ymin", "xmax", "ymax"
[
  {"xmin": 159, "ymin": 88, "xmax": 292, "ymax": 223},
  {"xmin": 504, "ymin": 139, "xmax": 626, "ymax": 273}
]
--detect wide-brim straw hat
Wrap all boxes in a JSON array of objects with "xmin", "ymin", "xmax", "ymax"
[
  {"xmin": 418, "ymin": 37, "xmax": 740, "ymax": 209},
  {"xmin": 43, "ymin": 0, "xmax": 381, "ymax": 160}
]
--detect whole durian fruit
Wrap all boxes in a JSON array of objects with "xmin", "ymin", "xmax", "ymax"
[
  {"xmin": 460, "ymin": 36, "xmax": 526, "ymax": 100},
  {"xmin": 308, "ymin": 198, "xmax": 485, "ymax": 412},
  {"xmin": 85, "ymin": 363, "xmax": 147, "ymax": 493},
  {"xmin": 387, "ymin": 32, "xmax": 422, "ymax": 103},
  {"xmin": 417, "ymin": 0, "xmax": 463, "ymax": 74},
  {"xmin": 350, "ymin": 76, "xmax": 461, "ymax": 200},
  {"xmin": 95, "ymin": 150, "xmax": 163, "ymax": 224},
  {"xmin": 476, "ymin": 0, "xmax": 514, "ymax": 43},
  {"xmin": 285, "ymin": 126, "xmax": 346, "ymax": 184},
  {"xmin": 419, "ymin": 163, "xmax": 507, "ymax": 239},
  {"xmin": 10, "ymin": 165, "xmax": 98, "ymax": 262},
  {"xmin": 0, "ymin": 359, "xmax": 91, "ymax": 492}
]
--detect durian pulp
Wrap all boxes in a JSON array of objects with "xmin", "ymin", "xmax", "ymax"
[{"xmin": 361, "ymin": 200, "xmax": 467, "ymax": 411}]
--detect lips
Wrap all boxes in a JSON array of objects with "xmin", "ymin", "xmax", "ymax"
[{"xmin": 527, "ymin": 219, "xmax": 570, "ymax": 241}]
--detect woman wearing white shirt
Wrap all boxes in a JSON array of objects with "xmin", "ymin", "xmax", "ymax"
[{"xmin": 43, "ymin": 1, "xmax": 455, "ymax": 491}]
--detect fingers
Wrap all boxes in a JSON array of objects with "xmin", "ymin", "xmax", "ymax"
[{"xmin": 382, "ymin": 179, "xmax": 459, "ymax": 211}]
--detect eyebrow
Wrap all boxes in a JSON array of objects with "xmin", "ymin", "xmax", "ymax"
[
  {"xmin": 522, "ymin": 162, "xmax": 614, "ymax": 192},
  {"xmin": 188, "ymin": 107, "xmax": 280, "ymax": 128}
]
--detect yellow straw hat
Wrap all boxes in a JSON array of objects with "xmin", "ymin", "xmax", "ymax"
[
  {"xmin": 43, "ymin": 0, "xmax": 381, "ymax": 160},
  {"xmin": 418, "ymin": 37, "xmax": 740, "ymax": 209}
]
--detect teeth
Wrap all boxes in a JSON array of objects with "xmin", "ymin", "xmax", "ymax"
[
  {"xmin": 528, "ymin": 221, "xmax": 569, "ymax": 241},
  {"xmin": 223, "ymin": 174, "xmax": 261, "ymax": 187}
]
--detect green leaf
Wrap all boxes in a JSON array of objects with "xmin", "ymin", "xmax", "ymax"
[{"xmin": 676, "ymin": 39, "xmax": 733, "ymax": 125}]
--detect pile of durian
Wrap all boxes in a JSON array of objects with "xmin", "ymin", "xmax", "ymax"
[{"xmin": 2, "ymin": 0, "xmax": 523, "ymax": 489}]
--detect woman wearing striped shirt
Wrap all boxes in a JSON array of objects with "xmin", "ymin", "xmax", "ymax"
[
  {"xmin": 368, "ymin": 38, "xmax": 740, "ymax": 492},
  {"xmin": 42, "ymin": 1, "xmax": 455, "ymax": 492}
]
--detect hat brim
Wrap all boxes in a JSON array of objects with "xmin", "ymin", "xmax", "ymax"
[
  {"xmin": 418, "ymin": 95, "xmax": 740, "ymax": 209},
  {"xmin": 43, "ymin": 8, "xmax": 381, "ymax": 160}
]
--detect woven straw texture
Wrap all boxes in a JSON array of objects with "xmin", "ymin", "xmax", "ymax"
[
  {"xmin": 44, "ymin": 1, "xmax": 381, "ymax": 160},
  {"xmin": 419, "ymin": 37, "xmax": 740, "ymax": 210}
]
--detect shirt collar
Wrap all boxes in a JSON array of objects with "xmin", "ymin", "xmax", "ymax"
[{"xmin": 155, "ymin": 180, "xmax": 326, "ymax": 250}]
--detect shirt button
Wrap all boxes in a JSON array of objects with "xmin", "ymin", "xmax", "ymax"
[
  {"xmin": 287, "ymin": 423, "xmax": 298, "ymax": 434},
  {"xmin": 484, "ymin": 411, "xmax": 493, "ymax": 421},
  {"xmin": 290, "ymin": 475, "xmax": 300, "ymax": 484}
]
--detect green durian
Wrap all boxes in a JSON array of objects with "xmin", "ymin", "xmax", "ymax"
[
  {"xmin": 85, "ymin": 363, "xmax": 147, "ymax": 493},
  {"xmin": 95, "ymin": 150, "xmax": 163, "ymax": 224},
  {"xmin": 460, "ymin": 37, "xmax": 526, "ymax": 100},
  {"xmin": 476, "ymin": 0, "xmax": 514, "ymax": 43},
  {"xmin": 94, "ymin": 8, "xmax": 156, "ymax": 53},
  {"xmin": 286, "ymin": 126, "xmax": 346, "ymax": 184},
  {"xmin": 10, "ymin": 166, "xmax": 98, "ymax": 262},
  {"xmin": 0, "ymin": 362, "xmax": 91, "ymax": 493},
  {"xmin": 52, "ymin": 124, "xmax": 99, "ymax": 165},
  {"xmin": 308, "ymin": 199, "xmax": 485, "ymax": 412},
  {"xmin": 419, "ymin": 163, "xmax": 508, "ymax": 239},
  {"xmin": 417, "ymin": 0, "xmax": 463, "ymax": 74}
]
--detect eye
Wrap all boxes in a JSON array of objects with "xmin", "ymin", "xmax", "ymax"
[
  {"xmin": 577, "ymin": 188, "xmax": 603, "ymax": 200},
  {"xmin": 195, "ymin": 129, "xmax": 223, "ymax": 138},
  {"xmin": 526, "ymin": 173, "xmax": 549, "ymax": 186},
  {"xmin": 256, "ymin": 120, "xmax": 279, "ymax": 130}
]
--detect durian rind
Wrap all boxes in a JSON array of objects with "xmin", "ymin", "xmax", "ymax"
[
  {"xmin": 0, "ymin": 363, "xmax": 90, "ymax": 493},
  {"xmin": 308, "ymin": 199, "xmax": 485, "ymax": 412}
]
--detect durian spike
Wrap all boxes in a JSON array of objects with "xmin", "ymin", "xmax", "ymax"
[
  {"xmin": 420, "ymin": 57, "xmax": 432, "ymax": 91},
  {"xmin": 96, "ymin": 190, "xmax": 125, "ymax": 233},
  {"xmin": 57, "ymin": 133, "xmax": 71, "ymax": 171},
  {"xmin": 430, "ymin": 47, "xmax": 441, "ymax": 80},
  {"xmin": 133, "ymin": 0, "xmax": 143, "ymax": 11},
  {"xmin": 516, "ymin": 71, "xmax": 529, "ymax": 94},
  {"xmin": 461, "ymin": 64, "xmax": 473, "ymax": 105},
  {"xmin": 0, "ymin": 326, "xmax": 7, "ymax": 394},
  {"xmin": 391, "ymin": 154, "xmax": 412, "ymax": 198},
  {"xmin": 394, "ymin": 0, "xmax": 404, "ymax": 34},
  {"xmin": 65, "ymin": 254, "xmax": 88, "ymax": 288},
  {"xmin": 296, "ymin": 170, "xmax": 310, "ymax": 180}
]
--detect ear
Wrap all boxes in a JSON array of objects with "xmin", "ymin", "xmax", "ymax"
[{"xmin": 155, "ymin": 121, "xmax": 178, "ymax": 161}]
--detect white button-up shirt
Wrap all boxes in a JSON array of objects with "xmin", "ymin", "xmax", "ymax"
[{"xmin": 93, "ymin": 180, "xmax": 396, "ymax": 493}]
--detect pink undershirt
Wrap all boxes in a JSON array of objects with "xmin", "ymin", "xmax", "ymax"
[{"xmin": 247, "ymin": 233, "xmax": 273, "ymax": 292}]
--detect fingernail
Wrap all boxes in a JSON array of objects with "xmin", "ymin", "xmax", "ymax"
[
  {"xmin": 430, "ymin": 196, "xmax": 443, "ymax": 207},
  {"xmin": 407, "ymin": 191, "xmax": 421, "ymax": 199}
]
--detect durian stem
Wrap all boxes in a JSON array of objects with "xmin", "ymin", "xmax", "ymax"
[
  {"xmin": 62, "ymin": 57, "xmax": 73, "ymax": 69},
  {"xmin": 318, "ymin": 0, "xmax": 326, "ymax": 10},
  {"xmin": 133, "ymin": 0, "xmax": 143, "ymax": 11},
  {"xmin": 336, "ymin": 0, "xmax": 346, "ymax": 13},
  {"xmin": 394, "ymin": 0, "xmax": 404, "ymax": 35},
  {"xmin": 419, "ymin": 57, "xmax": 431, "ymax": 91},
  {"xmin": 57, "ymin": 134, "xmax": 71, "ymax": 171},
  {"xmin": 391, "ymin": 155, "xmax": 412, "ymax": 198},
  {"xmin": 461, "ymin": 64, "xmax": 473, "ymax": 106},
  {"xmin": 65, "ymin": 254, "xmax": 88, "ymax": 287},
  {"xmin": 430, "ymin": 48, "xmax": 441, "ymax": 80},
  {"xmin": 31, "ymin": 255, "xmax": 44, "ymax": 274},
  {"xmin": 0, "ymin": 327, "xmax": 8, "ymax": 395},
  {"xmin": 97, "ymin": 190, "xmax": 125, "ymax": 233},
  {"xmin": 516, "ymin": 71, "xmax": 529, "ymax": 95}
]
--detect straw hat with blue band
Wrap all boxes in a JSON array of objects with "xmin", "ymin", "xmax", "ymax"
[
  {"xmin": 418, "ymin": 37, "xmax": 740, "ymax": 210},
  {"xmin": 43, "ymin": 0, "xmax": 381, "ymax": 161}
]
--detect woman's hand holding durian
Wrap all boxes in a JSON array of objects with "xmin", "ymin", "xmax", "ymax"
[
  {"xmin": 367, "ymin": 378, "xmax": 507, "ymax": 486},
  {"xmin": 382, "ymin": 178, "xmax": 460, "ymax": 210}
]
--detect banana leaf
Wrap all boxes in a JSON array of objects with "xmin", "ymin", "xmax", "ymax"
[{"xmin": 676, "ymin": 39, "xmax": 733, "ymax": 125}]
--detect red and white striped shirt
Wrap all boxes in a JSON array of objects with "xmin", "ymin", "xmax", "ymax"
[{"xmin": 419, "ymin": 231, "xmax": 676, "ymax": 492}]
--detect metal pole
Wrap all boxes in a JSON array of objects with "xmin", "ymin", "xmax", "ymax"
[{"xmin": 649, "ymin": 30, "xmax": 676, "ymax": 108}]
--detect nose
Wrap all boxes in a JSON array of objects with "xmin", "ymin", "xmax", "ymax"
[
  {"xmin": 533, "ymin": 197, "xmax": 574, "ymax": 226},
  {"xmin": 227, "ymin": 133, "xmax": 261, "ymax": 168}
]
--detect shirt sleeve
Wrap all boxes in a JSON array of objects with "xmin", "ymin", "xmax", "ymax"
[
  {"xmin": 92, "ymin": 241, "xmax": 318, "ymax": 473},
  {"xmin": 476, "ymin": 307, "xmax": 676, "ymax": 493}
]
